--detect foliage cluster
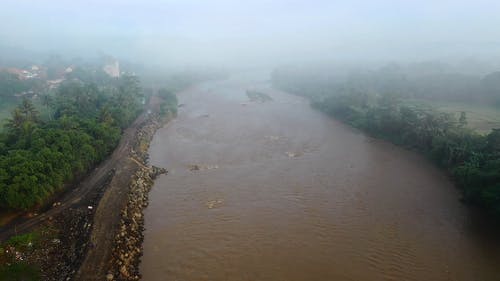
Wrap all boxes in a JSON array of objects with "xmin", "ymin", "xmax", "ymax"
[
  {"xmin": 0, "ymin": 75, "xmax": 143, "ymax": 210},
  {"xmin": 158, "ymin": 88, "xmax": 178, "ymax": 116}
]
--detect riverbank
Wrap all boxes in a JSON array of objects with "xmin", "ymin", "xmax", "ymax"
[{"xmin": 76, "ymin": 110, "xmax": 170, "ymax": 280}]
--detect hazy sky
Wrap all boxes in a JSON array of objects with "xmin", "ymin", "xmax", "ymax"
[{"xmin": 1, "ymin": 0, "xmax": 500, "ymax": 66}]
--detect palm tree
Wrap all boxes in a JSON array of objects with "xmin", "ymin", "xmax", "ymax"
[
  {"xmin": 5, "ymin": 99, "xmax": 40, "ymax": 141},
  {"xmin": 5, "ymin": 108, "xmax": 25, "ymax": 133},
  {"xmin": 20, "ymin": 98, "xmax": 39, "ymax": 122},
  {"xmin": 41, "ymin": 93, "xmax": 54, "ymax": 120}
]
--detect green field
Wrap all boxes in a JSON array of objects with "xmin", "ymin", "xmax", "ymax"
[
  {"xmin": 435, "ymin": 102, "xmax": 500, "ymax": 134},
  {"xmin": 406, "ymin": 100, "xmax": 500, "ymax": 134}
]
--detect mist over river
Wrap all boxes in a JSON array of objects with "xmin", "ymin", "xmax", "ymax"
[{"xmin": 140, "ymin": 73, "xmax": 500, "ymax": 281}]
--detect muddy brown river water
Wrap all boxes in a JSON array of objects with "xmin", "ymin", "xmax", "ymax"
[{"xmin": 141, "ymin": 73, "xmax": 500, "ymax": 280}]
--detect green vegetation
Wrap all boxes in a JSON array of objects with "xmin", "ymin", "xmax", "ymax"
[
  {"xmin": 0, "ymin": 231, "xmax": 43, "ymax": 281},
  {"xmin": 0, "ymin": 72, "xmax": 44, "ymax": 128},
  {"xmin": 0, "ymin": 75, "xmax": 143, "ymax": 210},
  {"xmin": 405, "ymin": 100, "xmax": 500, "ymax": 134},
  {"xmin": 246, "ymin": 90, "xmax": 273, "ymax": 103},
  {"xmin": 5, "ymin": 233, "xmax": 39, "ymax": 250},
  {"xmin": 272, "ymin": 64, "xmax": 500, "ymax": 115},
  {"xmin": 158, "ymin": 88, "xmax": 178, "ymax": 116},
  {"xmin": 273, "ymin": 67, "xmax": 500, "ymax": 220}
]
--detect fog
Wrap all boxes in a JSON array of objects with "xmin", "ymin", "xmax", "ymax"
[
  {"xmin": 2, "ymin": 0, "xmax": 500, "ymax": 68},
  {"xmin": 3, "ymin": 2, "xmax": 500, "ymax": 280}
]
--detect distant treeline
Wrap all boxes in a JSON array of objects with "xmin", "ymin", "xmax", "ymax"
[
  {"xmin": 272, "ymin": 64, "xmax": 500, "ymax": 105},
  {"xmin": 273, "ymin": 67, "xmax": 500, "ymax": 220},
  {"xmin": 0, "ymin": 75, "xmax": 143, "ymax": 210}
]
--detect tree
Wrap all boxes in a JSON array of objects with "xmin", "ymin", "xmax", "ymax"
[
  {"xmin": 459, "ymin": 111, "xmax": 467, "ymax": 127},
  {"xmin": 41, "ymin": 93, "xmax": 55, "ymax": 120},
  {"xmin": 0, "ymin": 75, "xmax": 150, "ymax": 211},
  {"xmin": 5, "ymin": 108, "xmax": 26, "ymax": 133},
  {"xmin": 19, "ymin": 98, "xmax": 39, "ymax": 122}
]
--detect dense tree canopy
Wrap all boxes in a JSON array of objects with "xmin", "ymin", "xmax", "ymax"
[{"xmin": 0, "ymin": 75, "xmax": 142, "ymax": 210}]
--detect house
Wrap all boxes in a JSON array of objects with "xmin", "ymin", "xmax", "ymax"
[{"xmin": 103, "ymin": 59, "xmax": 120, "ymax": 78}]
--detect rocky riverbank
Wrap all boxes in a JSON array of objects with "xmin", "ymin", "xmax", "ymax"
[
  {"xmin": 105, "ymin": 112, "xmax": 169, "ymax": 281},
  {"xmin": 107, "ymin": 165, "xmax": 165, "ymax": 281}
]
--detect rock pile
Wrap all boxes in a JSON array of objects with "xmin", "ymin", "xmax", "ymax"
[
  {"xmin": 107, "ymin": 113, "xmax": 168, "ymax": 280},
  {"xmin": 131, "ymin": 113, "xmax": 164, "ymax": 162},
  {"xmin": 108, "ymin": 167, "xmax": 153, "ymax": 280}
]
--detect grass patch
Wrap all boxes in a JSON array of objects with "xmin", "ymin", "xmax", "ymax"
[
  {"xmin": 5, "ymin": 233, "xmax": 40, "ymax": 250},
  {"xmin": 0, "ymin": 262, "xmax": 40, "ymax": 281},
  {"xmin": 405, "ymin": 100, "xmax": 500, "ymax": 134},
  {"xmin": 0, "ymin": 231, "xmax": 43, "ymax": 281}
]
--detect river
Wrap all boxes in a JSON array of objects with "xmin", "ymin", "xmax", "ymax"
[{"xmin": 140, "ymin": 73, "xmax": 500, "ymax": 280}]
